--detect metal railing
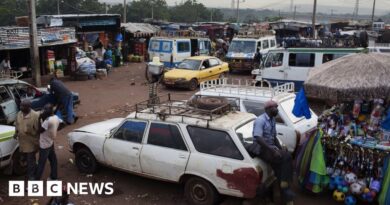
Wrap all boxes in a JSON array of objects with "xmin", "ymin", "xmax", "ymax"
[
  {"xmin": 0, "ymin": 70, "xmax": 23, "ymax": 80},
  {"xmin": 134, "ymin": 94, "xmax": 235, "ymax": 123},
  {"xmin": 200, "ymin": 78, "xmax": 295, "ymax": 97}
]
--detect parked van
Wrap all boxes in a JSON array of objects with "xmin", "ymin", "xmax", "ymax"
[
  {"xmin": 148, "ymin": 37, "xmax": 211, "ymax": 68},
  {"xmin": 225, "ymin": 33, "xmax": 277, "ymax": 72},
  {"xmin": 252, "ymin": 47, "xmax": 364, "ymax": 90}
]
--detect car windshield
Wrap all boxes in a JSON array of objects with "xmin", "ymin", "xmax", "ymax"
[
  {"xmin": 177, "ymin": 59, "xmax": 202, "ymax": 70},
  {"xmin": 229, "ymin": 40, "xmax": 256, "ymax": 53},
  {"xmin": 235, "ymin": 120, "xmax": 255, "ymax": 144}
]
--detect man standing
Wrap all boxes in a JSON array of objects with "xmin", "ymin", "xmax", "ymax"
[
  {"xmin": 0, "ymin": 56, "xmax": 11, "ymax": 74},
  {"xmin": 14, "ymin": 99, "xmax": 40, "ymax": 180},
  {"xmin": 36, "ymin": 104, "xmax": 62, "ymax": 180},
  {"xmin": 252, "ymin": 100, "xmax": 294, "ymax": 205},
  {"xmin": 49, "ymin": 77, "xmax": 77, "ymax": 124}
]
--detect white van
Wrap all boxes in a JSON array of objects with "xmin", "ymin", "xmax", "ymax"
[
  {"xmin": 252, "ymin": 47, "xmax": 364, "ymax": 90},
  {"xmin": 148, "ymin": 37, "xmax": 211, "ymax": 68},
  {"xmin": 225, "ymin": 34, "xmax": 277, "ymax": 72}
]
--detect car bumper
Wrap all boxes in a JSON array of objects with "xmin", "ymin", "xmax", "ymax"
[
  {"xmin": 228, "ymin": 61, "xmax": 257, "ymax": 71},
  {"xmin": 163, "ymin": 79, "xmax": 190, "ymax": 88}
]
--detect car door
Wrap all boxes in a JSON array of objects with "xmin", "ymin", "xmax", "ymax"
[
  {"xmin": 262, "ymin": 52, "xmax": 286, "ymax": 86},
  {"xmin": 0, "ymin": 86, "xmax": 18, "ymax": 124},
  {"xmin": 274, "ymin": 115, "xmax": 296, "ymax": 152},
  {"xmin": 140, "ymin": 122, "xmax": 189, "ymax": 182},
  {"xmin": 208, "ymin": 58, "xmax": 224, "ymax": 79},
  {"xmin": 199, "ymin": 59, "xmax": 218, "ymax": 82},
  {"xmin": 176, "ymin": 40, "xmax": 191, "ymax": 64},
  {"xmin": 185, "ymin": 126, "xmax": 256, "ymax": 195},
  {"xmin": 103, "ymin": 120, "xmax": 147, "ymax": 173}
]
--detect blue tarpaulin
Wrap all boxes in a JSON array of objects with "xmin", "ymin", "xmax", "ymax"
[
  {"xmin": 292, "ymin": 88, "xmax": 312, "ymax": 119},
  {"xmin": 381, "ymin": 108, "xmax": 390, "ymax": 131}
]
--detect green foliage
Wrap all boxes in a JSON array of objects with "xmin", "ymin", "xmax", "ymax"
[
  {"xmin": 170, "ymin": 0, "xmax": 211, "ymax": 23},
  {"xmin": 124, "ymin": 0, "xmax": 170, "ymax": 22},
  {"xmin": 0, "ymin": 0, "xmax": 28, "ymax": 26}
]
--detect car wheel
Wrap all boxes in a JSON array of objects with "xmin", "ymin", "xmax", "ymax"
[
  {"xmin": 75, "ymin": 147, "xmax": 97, "ymax": 174},
  {"xmin": 12, "ymin": 150, "xmax": 27, "ymax": 176},
  {"xmin": 194, "ymin": 96, "xmax": 229, "ymax": 110},
  {"xmin": 188, "ymin": 79, "xmax": 198, "ymax": 91},
  {"xmin": 185, "ymin": 177, "xmax": 219, "ymax": 205}
]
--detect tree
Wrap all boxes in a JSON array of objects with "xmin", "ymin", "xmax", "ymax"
[
  {"xmin": 108, "ymin": 0, "xmax": 169, "ymax": 22},
  {"xmin": 0, "ymin": 0, "xmax": 28, "ymax": 26},
  {"xmin": 170, "ymin": 0, "xmax": 210, "ymax": 23},
  {"xmin": 37, "ymin": 0, "xmax": 105, "ymax": 15},
  {"xmin": 212, "ymin": 9, "xmax": 224, "ymax": 22}
]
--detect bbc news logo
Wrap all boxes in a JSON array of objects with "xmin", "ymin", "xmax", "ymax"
[{"xmin": 9, "ymin": 181, "xmax": 114, "ymax": 197}]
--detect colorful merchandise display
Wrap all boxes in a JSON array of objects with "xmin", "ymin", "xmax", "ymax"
[{"xmin": 297, "ymin": 99, "xmax": 390, "ymax": 205}]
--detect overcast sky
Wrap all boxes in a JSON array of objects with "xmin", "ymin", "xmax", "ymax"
[{"xmin": 100, "ymin": 0, "xmax": 390, "ymax": 14}]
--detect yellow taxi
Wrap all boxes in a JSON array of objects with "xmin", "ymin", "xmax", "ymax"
[{"xmin": 163, "ymin": 56, "xmax": 229, "ymax": 90}]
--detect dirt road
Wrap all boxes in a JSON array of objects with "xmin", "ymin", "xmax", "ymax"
[{"xmin": 0, "ymin": 63, "xmax": 336, "ymax": 205}]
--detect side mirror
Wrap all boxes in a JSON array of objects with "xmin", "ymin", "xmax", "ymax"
[{"xmin": 201, "ymin": 66, "xmax": 206, "ymax": 69}]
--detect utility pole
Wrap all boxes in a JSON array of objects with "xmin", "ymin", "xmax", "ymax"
[
  {"xmin": 152, "ymin": 6, "xmax": 154, "ymax": 20},
  {"xmin": 236, "ymin": 0, "xmax": 245, "ymax": 24},
  {"xmin": 312, "ymin": 0, "xmax": 317, "ymax": 39},
  {"xmin": 57, "ymin": 0, "xmax": 60, "ymax": 15},
  {"xmin": 293, "ymin": 6, "xmax": 297, "ymax": 20},
  {"xmin": 236, "ymin": 0, "xmax": 240, "ymax": 23},
  {"xmin": 123, "ymin": 0, "xmax": 127, "ymax": 23},
  {"xmin": 371, "ymin": 0, "xmax": 376, "ymax": 24},
  {"xmin": 28, "ymin": 0, "xmax": 41, "ymax": 86},
  {"xmin": 210, "ymin": 9, "xmax": 213, "ymax": 22},
  {"xmin": 105, "ymin": 3, "xmax": 108, "ymax": 14}
]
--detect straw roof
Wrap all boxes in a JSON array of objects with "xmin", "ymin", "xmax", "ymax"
[{"xmin": 304, "ymin": 53, "xmax": 390, "ymax": 102}]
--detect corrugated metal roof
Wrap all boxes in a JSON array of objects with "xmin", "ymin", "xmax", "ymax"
[
  {"xmin": 0, "ymin": 27, "xmax": 77, "ymax": 50},
  {"xmin": 121, "ymin": 23, "xmax": 160, "ymax": 37},
  {"xmin": 38, "ymin": 14, "xmax": 121, "ymax": 18}
]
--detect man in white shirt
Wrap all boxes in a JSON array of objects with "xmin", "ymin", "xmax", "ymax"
[
  {"xmin": 36, "ymin": 104, "xmax": 62, "ymax": 180},
  {"xmin": 0, "ymin": 56, "xmax": 11, "ymax": 73}
]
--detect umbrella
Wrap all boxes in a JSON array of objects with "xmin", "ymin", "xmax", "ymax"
[{"xmin": 304, "ymin": 53, "xmax": 390, "ymax": 102}]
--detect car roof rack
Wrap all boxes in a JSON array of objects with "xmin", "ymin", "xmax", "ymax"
[
  {"xmin": 156, "ymin": 30, "xmax": 208, "ymax": 38},
  {"xmin": 0, "ymin": 71, "xmax": 23, "ymax": 80},
  {"xmin": 235, "ymin": 30, "xmax": 275, "ymax": 39},
  {"xmin": 133, "ymin": 94, "xmax": 236, "ymax": 125},
  {"xmin": 200, "ymin": 78, "xmax": 295, "ymax": 98},
  {"xmin": 281, "ymin": 36, "xmax": 365, "ymax": 48}
]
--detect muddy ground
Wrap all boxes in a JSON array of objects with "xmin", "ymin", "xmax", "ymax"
[{"xmin": 0, "ymin": 63, "xmax": 336, "ymax": 205}]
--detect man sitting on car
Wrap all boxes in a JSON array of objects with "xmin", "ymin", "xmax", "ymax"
[{"xmin": 253, "ymin": 100, "xmax": 295, "ymax": 205}]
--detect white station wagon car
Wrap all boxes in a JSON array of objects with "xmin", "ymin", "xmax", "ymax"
[
  {"xmin": 67, "ymin": 96, "xmax": 283, "ymax": 205},
  {"xmin": 0, "ymin": 124, "xmax": 26, "ymax": 175},
  {"xmin": 195, "ymin": 79, "xmax": 318, "ymax": 148}
]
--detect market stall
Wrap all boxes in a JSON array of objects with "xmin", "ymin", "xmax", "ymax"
[
  {"xmin": 296, "ymin": 53, "xmax": 390, "ymax": 205},
  {"xmin": 121, "ymin": 23, "xmax": 160, "ymax": 63}
]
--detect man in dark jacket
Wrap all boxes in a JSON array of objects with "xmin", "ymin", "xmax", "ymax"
[{"xmin": 49, "ymin": 77, "xmax": 77, "ymax": 124}]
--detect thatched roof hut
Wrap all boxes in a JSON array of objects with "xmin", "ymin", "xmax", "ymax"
[{"xmin": 304, "ymin": 53, "xmax": 390, "ymax": 102}]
